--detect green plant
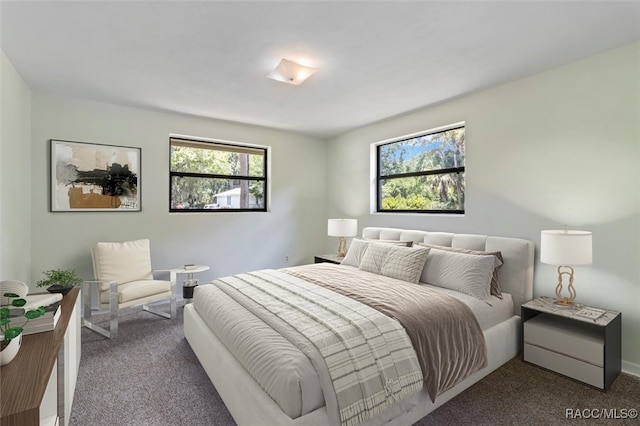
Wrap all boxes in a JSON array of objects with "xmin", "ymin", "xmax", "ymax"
[
  {"xmin": 36, "ymin": 269, "xmax": 83, "ymax": 288},
  {"xmin": 0, "ymin": 293, "xmax": 45, "ymax": 350}
]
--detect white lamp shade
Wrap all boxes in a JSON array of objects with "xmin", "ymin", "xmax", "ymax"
[
  {"xmin": 327, "ymin": 219, "xmax": 358, "ymax": 237},
  {"xmin": 540, "ymin": 230, "xmax": 592, "ymax": 265}
]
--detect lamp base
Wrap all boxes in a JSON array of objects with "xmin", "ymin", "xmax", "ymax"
[
  {"xmin": 554, "ymin": 265, "xmax": 576, "ymax": 307},
  {"xmin": 337, "ymin": 237, "xmax": 348, "ymax": 257},
  {"xmin": 553, "ymin": 298, "xmax": 574, "ymax": 307}
]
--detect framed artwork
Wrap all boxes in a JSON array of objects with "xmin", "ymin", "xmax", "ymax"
[{"xmin": 50, "ymin": 140, "xmax": 141, "ymax": 212}]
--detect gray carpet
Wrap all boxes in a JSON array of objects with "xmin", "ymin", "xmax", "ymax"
[
  {"xmin": 70, "ymin": 306, "xmax": 640, "ymax": 426},
  {"xmin": 70, "ymin": 305, "xmax": 235, "ymax": 426}
]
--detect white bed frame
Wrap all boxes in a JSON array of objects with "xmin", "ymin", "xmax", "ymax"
[{"xmin": 184, "ymin": 227, "xmax": 534, "ymax": 425}]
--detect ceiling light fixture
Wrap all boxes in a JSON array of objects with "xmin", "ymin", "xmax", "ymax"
[{"xmin": 266, "ymin": 58, "xmax": 317, "ymax": 86}]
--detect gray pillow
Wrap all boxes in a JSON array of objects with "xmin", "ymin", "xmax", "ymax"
[
  {"xmin": 419, "ymin": 243, "xmax": 504, "ymax": 298},
  {"xmin": 420, "ymin": 248, "xmax": 495, "ymax": 300},
  {"xmin": 365, "ymin": 238, "xmax": 413, "ymax": 247}
]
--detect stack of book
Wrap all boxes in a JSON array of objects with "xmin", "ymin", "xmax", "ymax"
[{"xmin": 9, "ymin": 293, "xmax": 63, "ymax": 335}]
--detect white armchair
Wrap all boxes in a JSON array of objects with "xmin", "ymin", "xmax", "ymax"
[{"xmin": 83, "ymin": 239, "xmax": 176, "ymax": 339}]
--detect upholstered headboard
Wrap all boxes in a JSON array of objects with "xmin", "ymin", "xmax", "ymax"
[{"xmin": 361, "ymin": 227, "xmax": 535, "ymax": 316}]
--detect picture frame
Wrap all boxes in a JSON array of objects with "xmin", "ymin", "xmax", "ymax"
[{"xmin": 50, "ymin": 139, "xmax": 141, "ymax": 212}]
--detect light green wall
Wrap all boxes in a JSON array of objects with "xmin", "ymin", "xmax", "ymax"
[
  {"xmin": 326, "ymin": 42, "xmax": 640, "ymax": 369},
  {"xmin": 0, "ymin": 50, "xmax": 32, "ymax": 282},
  {"xmin": 28, "ymin": 94, "xmax": 327, "ymax": 289},
  {"xmin": 3, "ymin": 41, "xmax": 638, "ymax": 371}
]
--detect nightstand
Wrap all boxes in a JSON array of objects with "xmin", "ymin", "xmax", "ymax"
[
  {"xmin": 314, "ymin": 254, "xmax": 343, "ymax": 265},
  {"xmin": 521, "ymin": 297, "xmax": 621, "ymax": 390}
]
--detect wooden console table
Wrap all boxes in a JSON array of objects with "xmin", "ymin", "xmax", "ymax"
[{"xmin": 1, "ymin": 288, "xmax": 81, "ymax": 426}]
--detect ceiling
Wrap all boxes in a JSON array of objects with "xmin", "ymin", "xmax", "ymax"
[{"xmin": 1, "ymin": 1, "xmax": 639, "ymax": 138}]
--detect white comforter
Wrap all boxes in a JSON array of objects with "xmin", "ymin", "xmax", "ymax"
[{"xmin": 210, "ymin": 269, "xmax": 423, "ymax": 426}]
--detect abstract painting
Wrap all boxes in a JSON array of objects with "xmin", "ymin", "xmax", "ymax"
[{"xmin": 50, "ymin": 140, "xmax": 141, "ymax": 212}]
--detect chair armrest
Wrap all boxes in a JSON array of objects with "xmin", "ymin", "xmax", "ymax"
[
  {"xmin": 152, "ymin": 269, "xmax": 174, "ymax": 283},
  {"xmin": 83, "ymin": 280, "xmax": 118, "ymax": 293}
]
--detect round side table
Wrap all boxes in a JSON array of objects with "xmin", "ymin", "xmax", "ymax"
[{"xmin": 172, "ymin": 265, "xmax": 210, "ymax": 303}]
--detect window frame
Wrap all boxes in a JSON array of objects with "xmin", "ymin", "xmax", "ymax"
[
  {"xmin": 169, "ymin": 136, "xmax": 269, "ymax": 213},
  {"xmin": 375, "ymin": 124, "xmax": 465, "ymax": 214}
]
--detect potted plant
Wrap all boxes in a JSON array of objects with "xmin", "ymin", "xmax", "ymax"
[
  {"xmin": 1, "ymin": 293, "xmax": 45, "ymax": 365},
  {"xmin": 36, "ymin": 269, "xmax": 83, "ymax": 295}
]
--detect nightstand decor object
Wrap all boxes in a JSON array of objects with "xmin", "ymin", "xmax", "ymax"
[
  {"xmin": 540, "ymin": 229, "xmax": 592, "ymax": 306},
  {"xmin": 328, "ymin": 218, "xmax": 357, "ymax": 257}
]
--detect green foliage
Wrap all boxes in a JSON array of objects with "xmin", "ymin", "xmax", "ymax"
[
  {"xmin": 170, "ymin": 146, "xmax": 265, "ymax": 209},
  {"xmin": 379, "ymin": 128, "xmax": 465, "ymax": 211},
  {"xmin": 1, "ymin": 293, "xmax": 45, "ymax": 350},
  {"xmin": 36, "ymin": 269, "xmax": 83, "ymax": 288}
]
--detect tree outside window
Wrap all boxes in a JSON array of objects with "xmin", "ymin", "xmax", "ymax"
[
  {"xmin": 170, "ymin": 138, "xmax": 267, "ymax": 212},
  {"xmin": 377, "ymin": 126, "xmax": 465, "ymax": 213}
]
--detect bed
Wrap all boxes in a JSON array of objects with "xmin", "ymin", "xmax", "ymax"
[{"xmin": 184, "ymin": 227, "xmax": 535, "ymax": 425}]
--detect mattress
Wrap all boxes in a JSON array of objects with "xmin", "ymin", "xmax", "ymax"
[
  {"xmin": 192, "ymin": 265, "xmax": 515, "ymax": 420},
  {"xmin": 192, "ymin": 284, "xmax": 324, "ymax": 418}
]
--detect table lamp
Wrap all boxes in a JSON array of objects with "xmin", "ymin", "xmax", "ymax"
[
  {"xmin": 328, "ymin": 219, "xmax": 358, "ymax": 257},
  {"xmin": 540, "ymin": 229, "xmax": 592, "ymax": 306}
]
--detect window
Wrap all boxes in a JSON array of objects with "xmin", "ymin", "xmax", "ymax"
[
  {"xmin": 376, "ymin": 125, "xmax": 465, "ymax": 213},
  {"xmin": 170, "ymin": 137, "xmax": 268, "ymax": 212}
]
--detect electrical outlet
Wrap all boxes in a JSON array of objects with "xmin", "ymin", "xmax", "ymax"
[{"xmin": 285, "ymin": 255, "xmax": 289, "ymax": 263}]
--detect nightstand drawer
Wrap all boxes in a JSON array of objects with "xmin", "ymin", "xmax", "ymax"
[
  {"xmin": 524, "ymin": 343, "xmax": 603, "ymax": 388},
  {"xmin": 524, "ymin": 313, "xmax": 603, "ymax": 365}
]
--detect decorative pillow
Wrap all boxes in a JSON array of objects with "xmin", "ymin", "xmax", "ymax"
[
  {"xmin": 419, "ymin": 243, "xmax": 504, "ymax": 298},
  {"xmin": 359, "ymin": 243, "xmax": 430, "ymax": 284},
  {"xmin": 341, "ymin": 238, "xmax": 370, "ymax": 267},
  {"xmin": 365, "ymin": 238, "xmax": 414, "ymax": 247},
  {"xmin": 341, "ymin": 238, "xmax": 414, "ymax": 267},
  {"xmin": 420, "ymin": 248, "xmax": 496, "ymax": 300}
]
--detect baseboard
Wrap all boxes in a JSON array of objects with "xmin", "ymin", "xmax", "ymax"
[{"xmin": 622, "ymin": 360, "xmax": 640, "ymax": 377}]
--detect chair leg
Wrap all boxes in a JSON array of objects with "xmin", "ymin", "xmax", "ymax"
[
  {"xmin": 143, "ymin": 280, "xmax": 176, "ymax": 319},
  {"xmin": 109, "ymin": 283, "xmax": 118, "ymax": 338},
  {"xmin": 83, "ymin": 280, "xmax": 174, "ymax": 336},
  {"xmin": 170, "ymin": 271, "xmax": 177, "ymax": 318},
  {"xmin": 171, "ymin": 289, "xmax": 177, "ymax": 318},
  {"xmin": 143, "ymin": 304, "xmax": 171, "ymax": 319},
  {"xmin": 82, "ymin": 281, "xmax": 118, "ymax": 339}
]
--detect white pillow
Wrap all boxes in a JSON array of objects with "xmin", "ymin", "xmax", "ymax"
[
  {"xmin": 421, "ymin": 248, "xmax": 495, "ymax": 300},
  {"xmin": 359, "ymin": 243, "xmax": 430, "ymax": 284},
  {"xmin": 341, "ymin": 238, "xmax": 370, "ymax": 267}
]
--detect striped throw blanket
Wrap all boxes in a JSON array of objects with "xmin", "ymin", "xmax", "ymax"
[{"xmin": 214, "ymin": 269, "xmax": 423, "ymax": 426}]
